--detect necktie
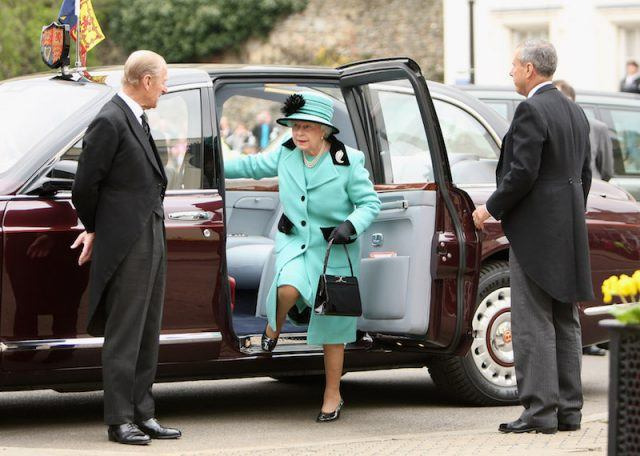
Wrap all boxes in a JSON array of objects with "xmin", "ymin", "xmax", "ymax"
[
  {"xmin": 141, "ymin": 112, "xmax": 151, "ymax": 138},
  {"xmin": 140, "ymin": 113, "xmax": 165, "ymax": 178}
]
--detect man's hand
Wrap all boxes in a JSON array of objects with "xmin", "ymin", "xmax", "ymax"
[
  {"xmin": 472, "ymin": 205, "xmax": 491, "ymax": 230},
  {"xmin": 70, "ymin": 231, "xmax": 95, "ymax": 266}
]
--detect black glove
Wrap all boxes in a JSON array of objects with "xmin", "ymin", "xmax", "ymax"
[{"xmin": 330, "ymin": 220, "xmax": 356, "ymax": 244}]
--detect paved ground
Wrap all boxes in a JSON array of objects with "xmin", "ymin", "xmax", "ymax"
[{"xmin": 0, "ymin": 354, "xmax": 609, "ymax": 455}]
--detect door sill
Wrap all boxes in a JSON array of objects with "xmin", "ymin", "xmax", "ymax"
[
  {"xmin": 239, "ymin": 333, "xmax": 370, "ymax": 355},
  {"xmin": 240, "ymin": 333, "xmax": 322, "ymax": 355}
]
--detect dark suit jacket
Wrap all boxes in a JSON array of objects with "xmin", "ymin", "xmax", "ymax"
[
  {"xmin": 588, "ymin": 117, "xmax": 614, "ymax": 181},
  {"xmin": 486, "ymin": 84, "xmax": 595, "ymax": 303},
  {"xmin": 620, "ymin": 74, "xmax": 640, "ymax": 94},
  {"xmin": 72, "ymin": 94, "xmax": 167, "ymax": 335}
]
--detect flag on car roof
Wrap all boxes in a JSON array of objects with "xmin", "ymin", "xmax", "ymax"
[
  {"xmin": 57, "ymin": 0, "xmax": 78, "ymax": 29},
  {"xmin": 57, "ymin": 0, "xmax": 105, "ymax": 66}
]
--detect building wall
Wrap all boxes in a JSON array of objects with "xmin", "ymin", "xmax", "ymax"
[
  {"xmin": 444, "ymin": 0, "xmax": 640, "ymax": 91},
  {"xmin": 220, "ymin": 0, "xmax": 444, "ymax": 81}
]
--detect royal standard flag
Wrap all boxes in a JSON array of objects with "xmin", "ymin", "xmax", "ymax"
[
  {"xmin": 77, "ymin": 0, "xmax": 105, "ymax": 55},
  {"xmin": 57, "ymin": 0, "xmax": 105, "ymax": 65}
]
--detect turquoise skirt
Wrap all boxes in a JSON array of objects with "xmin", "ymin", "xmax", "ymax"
[{"xmin": 276, "ymin": 253, "xmax": 357, "ymax": 346}]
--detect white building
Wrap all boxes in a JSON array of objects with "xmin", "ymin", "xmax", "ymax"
[{"xmin": 444, "ymin": 0, "xmax": 640, "ymax": 91}]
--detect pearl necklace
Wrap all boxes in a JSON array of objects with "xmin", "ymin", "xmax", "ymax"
[{"xmin": 303, "ymin": 141, "xmax": 327, "ymax": 168}]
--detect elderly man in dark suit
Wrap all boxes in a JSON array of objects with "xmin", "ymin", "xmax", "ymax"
[
  {"xmin": 71, "ymin": 50, "xmax": 181, "ymax": 445},
  {"xmin": 473, "ymin": 40, "xmax": 594, "ymax": 434}
]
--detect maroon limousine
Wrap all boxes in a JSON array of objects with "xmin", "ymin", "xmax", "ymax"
[{"xmin": 0, "ymin": 59, "xmax": 638, "ymax": 405}]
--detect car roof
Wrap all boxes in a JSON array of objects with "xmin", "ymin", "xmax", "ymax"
[
  {"xmin": 1, "ymin": 64, "xmax": 340, "ymax": 90},
  {"xmin": 458, "ymin": 84, "xmax": 640, "ymax": 107},
  {"xmin": 1, "ymin": 64, "xmax": 510, "ymax": 143},
  {"xmin": 427, "ymin": 82, "xmax": 510, "ymax": 138}
]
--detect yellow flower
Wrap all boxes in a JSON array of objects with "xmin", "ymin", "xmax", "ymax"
[
  {"xmin": 633, "ymin": 270, "xmax": 640, "ymax": 289},
  {"xmin": 602, "ymin": 275, "xmax": 620, "ymax": 297},
  {"xmin": 603, "ymin": 292, "xmax": 612, "ymax": 304},
  {"xmin": 618, "ymin": 275, "xmax": 638, "ymax": 297}
]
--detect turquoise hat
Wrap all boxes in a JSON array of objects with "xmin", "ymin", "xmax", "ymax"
[{"xmin": 276, "ymin": 92, "xmax": 339, "ymax": 134}]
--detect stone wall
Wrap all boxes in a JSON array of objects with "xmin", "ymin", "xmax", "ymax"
[{"xmin": 219, "ymin": 0, "xmax": 444, "ymax": 81}]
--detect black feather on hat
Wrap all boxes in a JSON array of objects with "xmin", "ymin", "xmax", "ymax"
[{"xmin": 281, "ymin": 94, "xmax": 305, "ymax": 116}]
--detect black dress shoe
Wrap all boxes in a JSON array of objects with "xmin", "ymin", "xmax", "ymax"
[
  {"xmin": 107, "ymin": 423, "xmax": 151, "ymax": 445},
  {"xmin": 261, "ymin": 325, "xmax": 278, "ymax": 352},
  {"xmin": 558, "ymin": 422, "xmax": 581, "ymax": 431},
  {"xmin": 498, "ymin": 419, "xmax": 557, "ymax": 434},
  {"xmin": 316, "ymin": 399, "xmax": 344, "ymax": 423},
  {"xmin": 583, "ymin": 345, "xmax": 606, "ymax": 356},
  {"xmin": 136, "ymin": 418, "xmax": 181, "ymax": 439}
]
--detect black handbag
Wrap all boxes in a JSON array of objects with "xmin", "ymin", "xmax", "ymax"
[{"xmin": 314, "ymin": 239, "xmax": 362, "ymax": 317}]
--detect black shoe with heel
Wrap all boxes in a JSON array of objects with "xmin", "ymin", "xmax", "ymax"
[
  {"xmin": 316, "ymin": 399, "xmax": 344, "ymax": 422},
  {"xmin": 261, "ymin": 325, "xmax": 278, "ymax": 352}
]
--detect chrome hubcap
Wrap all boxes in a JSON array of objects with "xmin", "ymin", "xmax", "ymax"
[{"xmin": 470, "ymin": 287, "xmax": 516, "ymax": 388}]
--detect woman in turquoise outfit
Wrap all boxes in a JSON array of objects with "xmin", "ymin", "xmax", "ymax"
[{"xmin": 224, "ymin": 92, "xmax": 380, "ymax": 422}]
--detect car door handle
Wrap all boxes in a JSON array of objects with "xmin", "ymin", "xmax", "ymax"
[
  {"xmin": 168, "ymin": 211, "xmax": 213, "ymax": 221},
  {"xmin": 380, "ymin": 200, "xmax": 409, "ymax": 211}
]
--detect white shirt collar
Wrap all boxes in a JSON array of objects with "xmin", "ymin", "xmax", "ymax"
[
  {"xmin": 117, "ymin": 90, "xmax": 144, "ymax": 124},
  {"xmin": 626, "ymin": 72, "xmax": 640, "ymax": 84},
  {"xmin": 527, "ymin": 81, "xmax": 553, "ymax": 98}
]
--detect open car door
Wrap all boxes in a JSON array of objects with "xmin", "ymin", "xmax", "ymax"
[{"xmin": 338, "ymin": 58, "xmax": 481, "ymax": 354}]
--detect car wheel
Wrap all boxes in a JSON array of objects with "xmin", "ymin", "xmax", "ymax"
[{"xmin": 428, "ymin": 260, "xmax": 519, "ymax": 405}]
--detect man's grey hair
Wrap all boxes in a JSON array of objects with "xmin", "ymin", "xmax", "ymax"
[
  {"xmin": 517, "ymin": 40, "xmax": 557, "ymax": 77},
  {"xmin": 122, "ymin": 50, "xmax": 166, "ymax": 86}
]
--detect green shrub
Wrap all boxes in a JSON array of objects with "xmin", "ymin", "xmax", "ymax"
[{"xmin": 107, "ymin": 0, "xmax": 308, "ymax": 62}]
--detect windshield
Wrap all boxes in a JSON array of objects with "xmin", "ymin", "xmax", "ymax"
[{"xmin": 0, "ymin": 79, "xmax": 109, "ymax": 174}]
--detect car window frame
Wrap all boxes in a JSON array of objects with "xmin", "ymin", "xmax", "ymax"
[
  {"xmin": 19, "ymin": 84, "xmax": 215, "ymax": 198},
  {"xmin": 147, "ymin": 87, "xmax": 206, "ymax": 192},
  {"xmin": 431, "ymin": 95, "xmax": 502, "ymax": 158}
]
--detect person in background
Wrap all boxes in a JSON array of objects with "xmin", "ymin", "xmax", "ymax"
[
  {"xmin": 219, "ymin": 116, "xmax": 232, "ymax": 141},
  {"xmin": 226, "ymin": 123, "xmax": 256, "ymax": 153},
  {"xmin": 554, "ymin": 80, "xmax": 614, "ymax": 183},
  {"xmin": 620, "ymin": 60, "xmax": 640, "ymax": 94},
  {"xmin": 252, "ymin": 110, "xmax": 276, "ymax": 150}
]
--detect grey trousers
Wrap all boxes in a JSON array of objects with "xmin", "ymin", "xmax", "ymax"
[
  {"xmin": 102, "ymin": 213, "xmax": 166, "ymax": 425},
  {"xmin": 509, "ymin": 248, "xmax": 583, "ymax": 427}
]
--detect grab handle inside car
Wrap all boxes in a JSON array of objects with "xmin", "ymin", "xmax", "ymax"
[{"xmin": 380, "ymin": 200, "xmax": 409, "ymax": 211}]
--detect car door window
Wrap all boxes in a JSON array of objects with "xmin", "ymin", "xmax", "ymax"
[
  {"xmin": 59, "ymin": 90, "xmax": 206, "ymax": 189},
  {"xmin": 365, "ymin": 84, "xmax": 433, "ymax": 183},
  {"xmin": 606, "ymin": 108, "xmax": 640, "ymax": 175},
  {"xmin": 147, "ymin": 89, "xmax": 204, "ymax": 190},
  {"xmin": 580, "ymin": 104, "xmax": 597, "ymax": 121},
  {"xmin": 433, "ymin": 99, "xmax": 499, "ymax": 185},
  {"xmin": 483, "ymin": 100, "xmax": 510, "ymax": 120}
]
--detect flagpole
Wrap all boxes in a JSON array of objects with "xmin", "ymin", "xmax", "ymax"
[{"xmin": 74, "ymin": 0, "xmax": 81, "ymax": 71}]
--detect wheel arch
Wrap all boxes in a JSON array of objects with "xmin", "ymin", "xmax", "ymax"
[{"xmin": 482, "ymin": 245, "xmax": 509, "ymax": 264}]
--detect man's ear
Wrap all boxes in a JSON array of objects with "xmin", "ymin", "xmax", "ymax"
[
  {"xmin": 142, "ymin": 74, "xmax": 152, "ymax": 90},
  {"xmin": 525, "ymin": 62, "xmax": 535, "ymax": 78}
]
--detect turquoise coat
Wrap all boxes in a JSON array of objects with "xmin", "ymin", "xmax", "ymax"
[{"xmin": 224, "ymin": 137, "xmax": 381, "ymax": 345}]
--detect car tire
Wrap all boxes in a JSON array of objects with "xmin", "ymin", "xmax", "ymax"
[{"xmin": 428, "ymin": 260, "xmax": 519, "ymax": 405}]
